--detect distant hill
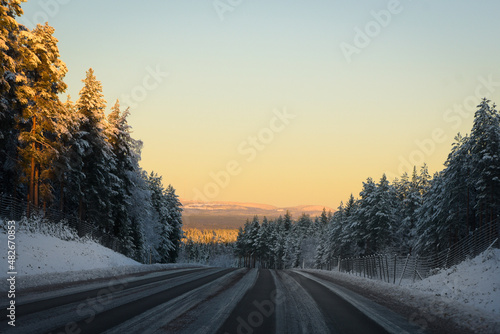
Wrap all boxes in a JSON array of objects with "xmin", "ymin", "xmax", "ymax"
[{"xmin": 181, "ymin": 200, "xmax": 333, "ymax": 229}]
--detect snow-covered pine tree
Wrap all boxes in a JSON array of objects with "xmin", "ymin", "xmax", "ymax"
[
  {"xmin": 71, "ymin": 69, "xmax": 115, "ymax": 230},
  {"xmin": 283, "ymin": 210, "xmax": 292, "ymax": 231},
  {"xmin": 273, "ymin": 216, "xmax": 286, "ymax": 269},
  {"xmin": 52, "ymin": 95, "xmax": 83, "ymax": 214},
  {"xmin": 347, "ymin": 177, "xmax": 376, "ymax": 255},
  {"xmin": 126, "ymin": 167, "xmax": 151, "ymax": 262},
  {"xmin": 394, "ymin": 167, "xmax": 425, "ymax": 254},
  {"xmin": 296, "ymin": 214, "xmax": 316, "ymax": 268},
  {"xmin": 314, "ymin": 233, "xmax": 326, "ymax": 269},
  {"xmin": 266, "ymin": 218, "xmax": 278, "ymax": 269},
  {"xmin": 163, "ymin": 184, "xmax": 183, "ymax": 262},
  {"xmin": 0, "ymin": 1, "xmax": 30, "ymax": 197},
  {"xmin": 469, "ymin": 99, "xmax": 500, "ymax": 226},
  {"xmin": 105, "ymin": 100, "xmax": 143, "ymax": 256},
  {"xmin": 324, "ymin": 202, "xmax": 344, "ymax": 263},
  {"xmin": 234, "ymin": 225, "xmax": 246, "ymax": 267},
  {"xmin": 255, "ymin": 217, "xmax": 271, "ymax": 268},
  {"xmin": 17, "ymin": 23, "xmax": 67, "ymax": 209},
  {"xmin": 415, "ymin": 172, "xmax": 448, "ymax": 253},
  {"xmin": 288, "ymin": 224, "xmax": 303, "ymax": 268},
  {"xmin": 247, "ymin": 216, "xmax": 260, "ymax": 267},
  {"xmin": 415, "ymin": 99, "xmax": 500, "ymax": 252},
  {"xmin": 370, "ymin": 174, "xmax": 397, "ymax": 253},
  {"xmin": 146, "ymin": 172, "xmax": 173, "ymax": 263},
  {"xmin": 319, "ymin": 208, "xmax": 329, "ymax": 226}
]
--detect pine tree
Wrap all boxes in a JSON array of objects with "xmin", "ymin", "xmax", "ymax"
[
  {"xmin": 71, "ymin": 68, "xmax": 115, "ymax": 230},
  {"xmin": 147, "ymin": 172, "xmax": 173, "ymax": 263},
  {"xmin": 348, "ymin": 177, "xmax": 376, "ymax": 255},
  {"xmin": 164, "ymin": 184, "xmax": 183, "ymax": 262},
  {"xmin": 469, "ymin": 99, "xmax": 500, "ymax": 225},
  {"xmin": 395, "ymin": 167, "xmax": 426, "ymax": 254},
  {"xmin": 255, "ymin": 217, "xmax": 271, "ymax": 268},
  {"xmin": 283, "ymin": 210, "xmax": 292, "ymax": 231},
  {"xmin": 276, "ymin": 216, "xmax": 288, "ymax": 269},
  {"xmin": 17, "ymin": 23, "xmax": 67, "ymax": 209},
  {"xmin": 319, "ymin": 208, "xmax": 329, "ymax": 226},
  {"xmin": 415, "ymin": 172, "xmax": 448, "ymax": 253},
  {"xmin": 247, "ymin": 216, "xmax": 260, "ymax": 267},
  {"xmin": 0, "ymin": 0, "xmax": 30, "ymax": 197},
  {"xmin": 105, "ymin": 100, "xmax": 143, "ymax": 256},
  {"xmin": 369, "ymin": 174, "xmax": 397, "ymax": 253}
]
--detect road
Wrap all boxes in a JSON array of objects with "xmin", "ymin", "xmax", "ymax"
[{"xmin": 0, "ymin": 267, "xmax": 427, "ymax": 334}]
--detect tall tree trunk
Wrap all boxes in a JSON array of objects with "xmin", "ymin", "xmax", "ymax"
[
  {"xmin": 59, "ymin": 179, "xmax": 64, "ymax": 212},
  {"xmin": 34, "ymin": 165, "xmax": 39, "ymax": 207},
  {"xmin": 466, "ymin": 187, "xmax": 470, "ymax": 232},
  {"xmin": 28, "ymin": 116, "xmax": 37, "ymax": 215},
  {"xmin": 79, "ymin": 196, "xmax": 83, "ymax": 221}
]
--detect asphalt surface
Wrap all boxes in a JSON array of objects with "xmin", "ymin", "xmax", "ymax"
[
  {"xmin": 1, "ymin": 267, "xmax": 428, "ymax": 334},
  {"xmin": 288, "ymin": 271, "xmax": 389, "ymax": 334},
  {"xmin": 49, "ymin": 268, "xmax": 235, "ymax": 334},
  {"xmin": 217, "ymin": 269, "xmax": 276, "ymax": 334},
  {"xmin": 16, "ymin": 267, "xmax": 210, "ymax": 317}
]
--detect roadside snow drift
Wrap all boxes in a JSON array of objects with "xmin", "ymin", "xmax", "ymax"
[
  {"xmin": 1, "ymin": 231, "xmax": 139, "ymax": 277},
  {"xmin": 407, "ymin": 248, "xmax": 500, "ymax": 315}
]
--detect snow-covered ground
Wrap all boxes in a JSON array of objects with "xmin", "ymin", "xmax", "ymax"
[
  {"xmin": 407, "ymin": 248, "xmax": 500, "ymax": 315},
  {"xmin": 1, "ymin": 231, "xmax": 140, "ymax": 275}
]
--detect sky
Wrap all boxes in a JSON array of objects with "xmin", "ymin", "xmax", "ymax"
[{"xmin": 19, "ymin": 0, "xmax": 500, "ymax": 209}]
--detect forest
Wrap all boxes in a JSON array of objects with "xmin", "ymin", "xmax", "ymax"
[
  {"xmin": 235, "ymin": 99, "xmax": 500, "ymax": 269},
  {"xmin": 177, "ymin": 228, "xmax": 238, "ymax": 266},
  {"xmin": 0, "ymin": 2, "xmax": 182, "ymax": 263}
]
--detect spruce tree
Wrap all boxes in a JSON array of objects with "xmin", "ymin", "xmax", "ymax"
[
  {"xmin": 72, "ymin": 69, "xmax": 115, "ymax": 230},
  {"xmin": 105, "ymin": 100, "xmax": 142, "ymax": 256},
  {"xmin": 469, "ymin": 99, "xmax": 500, "ymax": 225},
  {"xmin": 164, "ymin": 184, "xmax": 183, "ymax": 262}
]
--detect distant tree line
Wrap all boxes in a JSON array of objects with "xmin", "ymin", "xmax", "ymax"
[
  {"xmin": 236, "ymin": 99, "xmax": 500, "ymax": 269},
  {"xmin": 0, "ymin": 2, "xmax": 182, "ymax": 263},
  {"xmin": 178, "ymin": 228, "xmax": 237, "ymax": 266},
  {"xmin": 234, "ymin": 211, "xmax": 329, "ymax": 269}
]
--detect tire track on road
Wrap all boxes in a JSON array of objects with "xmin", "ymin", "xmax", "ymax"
[
  {"xmin": 46, "ymin": 268, "xmax": 235, "ymax": 334},
  {"xmin": 12, "ymin": 267, "xmax": 209, "ymax": 317},
  {"xmin": 217, "ymin": 269, "xmax": 276, "ymax": 334},
  {"xmin": 273, "ymin": 270, "xmax": 330, "ymax": 333},
  {"xmin": 288, "ymin": 271, "xmax": 389, "ymax": 334}
]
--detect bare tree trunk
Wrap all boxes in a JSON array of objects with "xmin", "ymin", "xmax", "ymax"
[
  {"xmin": 60, "ymin": 180, "xmax": 64, "ymax": 212},
  {"xmin": 466, "ymin": 187, "xmax": 470, "ymax": 232},
  {"xmin": 34, "ymin": 165, "xmax": 39, "ymax": 208}
]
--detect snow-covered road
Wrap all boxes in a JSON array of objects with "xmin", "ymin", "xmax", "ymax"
[{"xmin": 2, "ymin": 266, "xmax": 488, "ymax": 334}]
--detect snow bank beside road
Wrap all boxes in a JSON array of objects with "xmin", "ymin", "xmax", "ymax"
[
  {"xmin": 1, "ymin": 231, "xmax": 139, "ymax": 276},
  {"xmin": 0, "ymin": 230, "xmax": 199, "ymax": 290},
  {"xmin": 407, "ymin": 248, "xmax": 500, "ymax": 315}
]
